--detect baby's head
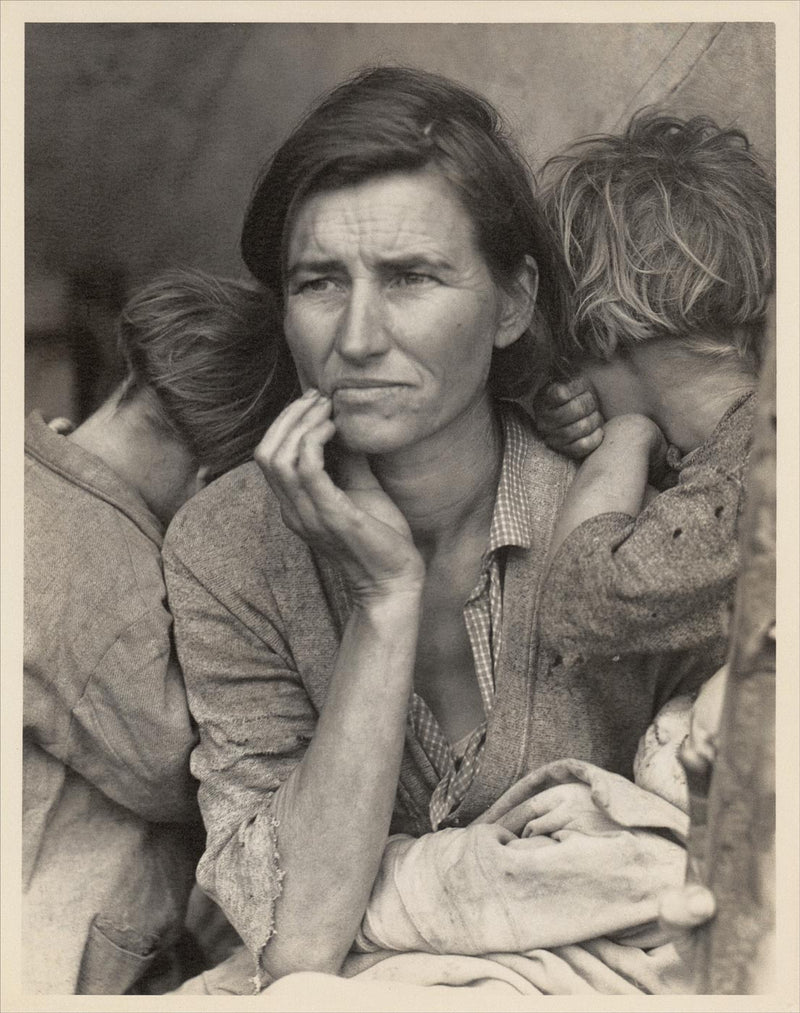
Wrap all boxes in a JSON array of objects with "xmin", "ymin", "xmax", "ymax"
[
  {"xmin": 540, "ymin": 110, "xmax": 775, "ymax": 374},
  {"xmin": 633, "ymin": 694, "xmax": 692, "ymax": 811}
]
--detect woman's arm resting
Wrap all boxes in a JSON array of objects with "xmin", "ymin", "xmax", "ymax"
[
  {"xmin": 173, "ymin": 390, "xmax": 426, "ymax": 982},
  {"xmin": 266, "ymin": 592, "xmax": 422, "ymax": 978}
]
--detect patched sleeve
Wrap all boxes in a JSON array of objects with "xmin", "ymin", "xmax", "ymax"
[
  {"xmin": 539, "ymin": 460, "xmax": 745, "ymax": 658},
  {"xmin": 163, "ymin": 539, "xmax": 317, "ymax": 980}
]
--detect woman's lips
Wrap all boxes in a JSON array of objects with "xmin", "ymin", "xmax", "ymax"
[
  {"xmin": 330, "ymin": 380, "xmax": 409, "ymax": 399},
  {"xmin": 331, "ymin": 379, "xmax": 406, "ymax": 391}
]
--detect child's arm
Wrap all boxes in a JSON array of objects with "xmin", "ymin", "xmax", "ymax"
[
  {"xmin": 539, "ymin": 403, "xmax": 751, "ymax": 660},
  {"xmin": 547, "ymin": 413, "xmax": 666, "ymax": 564}
]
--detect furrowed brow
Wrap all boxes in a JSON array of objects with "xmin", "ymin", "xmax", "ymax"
[
  {"xmin": 286, "ymin": 258, "xmax": 343, "ymax": 281},
  {"xmin": 377, "ymin": 255, "xmax": 454, "ymax": 274}
]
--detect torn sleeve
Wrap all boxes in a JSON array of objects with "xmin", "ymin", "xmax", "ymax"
[{"xmin": 163, "ymin": 545, "xmax": 317, "ymax": 986}]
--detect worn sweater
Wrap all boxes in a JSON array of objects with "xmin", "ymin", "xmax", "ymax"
[
  {"xmin": 539, "ymin": 392, "xmax": 754, "ymax": 660},
  {"xmin": 163, "ymin": 409, "xmax": 716, "ymax": 971}
]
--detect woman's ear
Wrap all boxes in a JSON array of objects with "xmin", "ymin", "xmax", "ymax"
[{"xmin": 494, "ymin": 255, "xmax": 539, "ymax": 350}]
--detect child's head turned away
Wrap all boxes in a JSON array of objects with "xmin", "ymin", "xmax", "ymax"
[{"xmin": 540, "ymin": 110, "xmax": 775, "ymax": 376}]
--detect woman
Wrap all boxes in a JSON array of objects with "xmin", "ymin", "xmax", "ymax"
[
  {"xmin": 24, "ymin": 270, "xmax": 289, "ymax": 993},
  {"xmin": 163, "ymin": 68, "xmax": 707, "ymax": 990}
]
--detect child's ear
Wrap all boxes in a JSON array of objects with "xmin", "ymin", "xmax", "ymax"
[{"xmin": 493, "ymin": 254, "xmax": 539, "ymax": 350}]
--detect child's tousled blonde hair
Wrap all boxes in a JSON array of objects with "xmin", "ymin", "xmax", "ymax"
[{"xmin": 540, "ymin": 110, "xmax": 775, "ymax": 371}]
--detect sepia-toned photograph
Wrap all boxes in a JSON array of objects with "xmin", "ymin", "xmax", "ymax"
[{"xmin": 3, "ymin": 3, "xmax": 798, "ymax": 1008}]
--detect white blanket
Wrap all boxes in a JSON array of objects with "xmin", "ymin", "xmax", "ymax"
[
  {"xmin": 175, "ymin": 725, "xmax": 696, "ymax": 996},
  {"xmin": 344, "ymin": 757, "xmax": 692, "ymax": 994}
]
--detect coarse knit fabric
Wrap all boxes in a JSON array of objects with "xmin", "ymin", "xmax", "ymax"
[
  {"xmin": 162, "ymin": 403, "xmax": 718, "ymax": 983},
  {"xmin": 23, "ymin": 412, "xmax": 202, "ymax": 995},
  {"xmin": 538, "ymin": 392, "xmax": 755, "ymax": 662},
  {"xmin": 412, "ymin": 410, "xmax": 531, "ymax": 829}
]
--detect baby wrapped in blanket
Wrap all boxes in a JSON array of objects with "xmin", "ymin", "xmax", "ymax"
[
  {"xmin": 174, "ymin": 675, "xmax": 724, "ymax": 997},
  {"xmin": 343, "ymin": 678, "xmax": 722, "ymax": 995}
]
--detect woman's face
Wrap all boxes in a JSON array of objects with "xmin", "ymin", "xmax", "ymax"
[{"xmin": 283, "ymin": 170, "xmax": 528, "ymax": 456}]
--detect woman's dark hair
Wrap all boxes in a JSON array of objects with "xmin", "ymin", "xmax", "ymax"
[
  {"xmin": 241, "ymin": 65, "xmax": 568, "ymax": 398},
  {"xmin": 118, "ymin": 269, "xmax": 297, "ymax": 480}
]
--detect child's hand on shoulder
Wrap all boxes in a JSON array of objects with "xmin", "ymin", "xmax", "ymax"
[{"xmin": 533, "ymin": 376, "xmax": 605, "ymax": 459}]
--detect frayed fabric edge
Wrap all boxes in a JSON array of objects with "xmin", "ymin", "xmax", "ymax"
[{"xmin": 249, "ymin": 811, "xmax": 285, "ymax": 995}]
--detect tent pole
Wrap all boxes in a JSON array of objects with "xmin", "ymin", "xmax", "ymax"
[{"xmin": 685, "ymin": 302, "xmax": 776, "ymax": 994}]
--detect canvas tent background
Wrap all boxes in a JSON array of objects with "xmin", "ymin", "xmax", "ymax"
[{"xmin": 25, "ymin": 20, "xmax": 774, "ymax": 420}]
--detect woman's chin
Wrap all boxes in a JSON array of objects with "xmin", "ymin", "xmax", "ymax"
[{"xmin": 333, "ymin": 415, "xmax": 415, "ymax": 457}]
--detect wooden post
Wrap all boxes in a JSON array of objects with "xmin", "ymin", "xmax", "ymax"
[{"xmin": 686, "ymin": 307, "xmax": 776, "ymax": 993}]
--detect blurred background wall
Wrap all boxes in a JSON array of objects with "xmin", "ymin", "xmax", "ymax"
[{"xmin": 25, "ymin": 20, "xmax": 775, "ymax": 423}]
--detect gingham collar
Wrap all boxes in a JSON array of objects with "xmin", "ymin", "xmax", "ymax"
[{"xmin": 486, "ymin": 406, "xmax": 532, "ymax": 555}]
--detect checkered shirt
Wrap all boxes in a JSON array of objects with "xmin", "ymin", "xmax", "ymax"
[{"xmin": 408, "ymin": 409, "xmax": 532, "ymax": 830}]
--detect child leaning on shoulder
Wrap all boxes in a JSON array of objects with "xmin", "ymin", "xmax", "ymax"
[
  {"xmin": 519, "ymin": 112, "xmax": 775, "ymax": 913},
  {"xmin": 533, "ymin": 110, "xmax": 774, "ymax": 705}
]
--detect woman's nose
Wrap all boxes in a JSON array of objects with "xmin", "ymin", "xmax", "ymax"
[{"xmin": 334, "ymin": 283, "xmax": 390, "ymax": 361}]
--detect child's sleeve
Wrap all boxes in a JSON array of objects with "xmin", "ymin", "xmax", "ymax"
[{"xmin": 539, "ymin": 456, "xmax": 745, "ymax": 659}]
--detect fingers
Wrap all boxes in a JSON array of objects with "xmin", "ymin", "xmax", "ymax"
[
  {"xmin": 557, "ymin": 427, "xmax": 605, "ymax": 460},
  {"xmin": 536, "ymin": 376, "xmax": 594, "ymax": 409},
  {"xmin": 254, "ymin": 390, "xmax": 337, "ymax": 532},
  {"xmin": 539, "ymin": 410, "xmax": 604, "ymax": 444},
  {"xmin": 659, "ymin": 884, "xmax": 716, "ymax": 931},
  {"xmin": 294, "ymin": 428, "xmax": 368, "ymax": 533},
  {"xmin": 255, "ymin": 388, "xmax": 327, "ymax": 467},
  {"xmin": 496, "ymin": 791, "xmax": 563, "ymax": 835},
  {"xmin": 536, "ymin": 392, "xmax": 600, "ymax": 433},
  {"xmin": 497, "ymin": 797, "xmax": 548, "ymax": 835},
  {"xmin": 520, "ymin": 808, "xmax": 570, "ymax": 838},
  {"xmin": 534, "ymin": 378, "xmax": 604, "ymax": 461}
]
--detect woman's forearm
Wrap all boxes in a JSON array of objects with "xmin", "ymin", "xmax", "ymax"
[{"xmin": 264, "ymin": 587, "xmax": 422, "ymax": 979}]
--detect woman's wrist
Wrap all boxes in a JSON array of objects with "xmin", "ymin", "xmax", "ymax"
[{"xmin": 351, "ymin": 579, "xmax": 425, "ymax": 625}]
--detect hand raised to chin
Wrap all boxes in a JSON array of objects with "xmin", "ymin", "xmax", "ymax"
[{"xmin": 255, "ymin": 390, "xmax": 424, "ymax": 601}]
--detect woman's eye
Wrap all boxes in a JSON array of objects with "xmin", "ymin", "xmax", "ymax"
[
  {"xmin": 299, "ymin": 278, "xmax": 336, "ymax": 293},
  {"xmin": 395, "ymin": 272, "xmax": 435, "ymax": 287}
]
